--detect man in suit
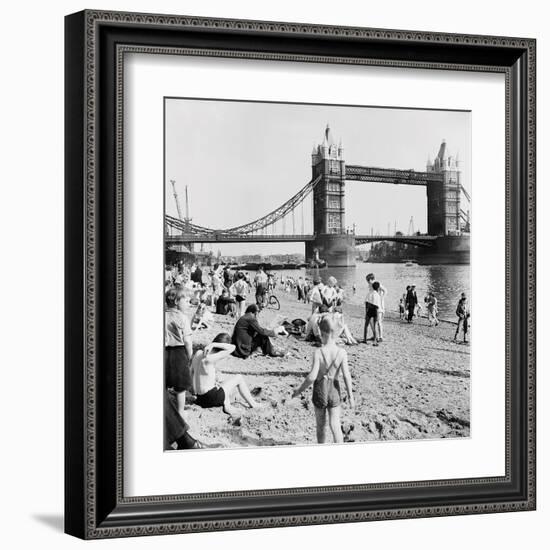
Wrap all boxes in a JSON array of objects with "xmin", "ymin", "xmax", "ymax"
[
  {"xmin": 231, "ymin": 304, "xmax": 285, "ymax": 358},
  {"xmin": 406, "ymin": 284, "xmax": 418, "ymax": 323}
]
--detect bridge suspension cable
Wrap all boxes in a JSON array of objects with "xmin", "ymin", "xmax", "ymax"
[
  {"xmin": 165, "ymin": 174, "xmax": 321, "ymax": 236},
  {"xmin": 223, "ymin": 174, "xmax": 321, "ymax": 235},
  {"xmin": 460, "ymin": 184, "xmax": 471, "ymax": 203}
]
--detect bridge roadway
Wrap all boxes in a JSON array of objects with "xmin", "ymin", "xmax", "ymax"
[
  {"xmin": 354, "ymin": 235, "xmax": 437, "ymax": 248},
  {"xmin": 166, "ymin": 233, "xmax": 315, "ymax": 244},
  {"xmin": 166, "ymin": 233, "xmax": 437, "ymax": 246},
  {"xmin": 345, "ymin": 165, "xmax": 441, "ymax": 185}
]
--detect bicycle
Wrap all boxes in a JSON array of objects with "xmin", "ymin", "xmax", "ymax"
[
  {"xmin": 265, "ymin": 290, "xmax": 280, "ymax": 311},
  {"xmin": 256, "ymin": 286, "xmax": 280, "ymax": 311}
]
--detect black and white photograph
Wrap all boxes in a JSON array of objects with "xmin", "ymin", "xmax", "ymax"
[{"xmin": 163, "ymin": 98, "xmax": 471, "ymax": 451}]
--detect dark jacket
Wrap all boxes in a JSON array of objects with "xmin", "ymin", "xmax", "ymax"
[
  {"xmin": 406, "ymin": 290, "xmax": 418, "ymax": 308},
  {"xmin": 191, "ymin": 267, "xmax": 203, "ymax": 285},
  {"xmin": 215, "ymin": 295, "xmax": 235, "ymax": 315},
  {"xmin": 231, "ymin": 313, "xmax": 276, "ymax": 358}
]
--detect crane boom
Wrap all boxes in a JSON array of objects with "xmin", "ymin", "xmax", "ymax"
[{"xmin": 170, "ymin": 179, "xmax": 184, "ymax": 221}]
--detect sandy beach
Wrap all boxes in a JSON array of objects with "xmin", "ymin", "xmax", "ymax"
[{"xmin": 184, "ymin": 289, "xmax": 470, "ymax": 448}]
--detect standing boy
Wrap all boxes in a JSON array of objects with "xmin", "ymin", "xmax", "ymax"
[{"xmin": 165, "ymin": 288, "xmax": 193, "ymax": 420}]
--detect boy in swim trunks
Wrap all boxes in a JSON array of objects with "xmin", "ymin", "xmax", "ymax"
[
  {"xmin": 292, "ymin": 316, "xmax": 354, "ymax": 444},
  {"xmin": 191, "ymin": 333, "xmax": 262, "ymax": 417}
]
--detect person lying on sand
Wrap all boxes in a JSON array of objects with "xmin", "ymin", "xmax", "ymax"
[
  {"xmin": 191, "ymin": 333, "xmax": 262, "ymax": 417},
  {"xmin": 292, "ymin": 316, "xmax": 354, "ymax": 444}
]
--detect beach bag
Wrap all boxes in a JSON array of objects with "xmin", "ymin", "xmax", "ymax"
[{"xmin": 281, "ymin": 320, "xmax": 302, "ymax": 337}]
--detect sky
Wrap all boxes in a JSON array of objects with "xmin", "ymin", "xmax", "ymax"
[{"xmin": 165, "ymin": 98, "xmax": 471, "ymax": 256}]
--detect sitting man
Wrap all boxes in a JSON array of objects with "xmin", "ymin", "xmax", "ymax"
[
  {"xmin": 191, "ymin": 333, "xmax": 262, "ymax": 417},
  {"xmin": 231, "ymin": 304, "xmax": 286, "ymax": 358}
]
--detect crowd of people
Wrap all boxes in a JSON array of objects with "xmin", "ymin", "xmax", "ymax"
[
  {"xmin": 164, "ymin": 260, "xmax": 470, "ymax": 450},
  {"xmin": 399, "ymin": 285, "xmax": 469, "ymax": 342}
]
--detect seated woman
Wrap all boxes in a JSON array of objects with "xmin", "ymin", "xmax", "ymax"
[
  {"xmin": 332, "ymin": 306, "xmax": 358, "ymax": 345},
  {"xmin": 305, "ymin": 304, "xmax": 330, "ymax": 343},
  {"xmin": 191, "ymin": 333, "xmax": 262, "ymax": 416},
  {"xmin": 215, "ymin": 288, "xmax": 236, "ymax": 316}
]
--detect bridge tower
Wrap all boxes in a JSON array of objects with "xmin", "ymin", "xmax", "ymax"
[
  {"xmin": 306, "ymin": 124, "xmax": 356, "ymax": 267},
  {"xmin": 426, "ymin": 140, "xmax": 462, "ymax": 236}
]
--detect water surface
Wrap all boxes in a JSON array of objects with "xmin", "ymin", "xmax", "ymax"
[{"xmin": 273, "ymin": 262, "xmax": 470, "ymax": 321}]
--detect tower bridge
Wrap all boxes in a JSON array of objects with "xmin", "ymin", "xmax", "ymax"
[{"xmin": 166, "ymin": 125, "xmax": 470, "ymax": 266}]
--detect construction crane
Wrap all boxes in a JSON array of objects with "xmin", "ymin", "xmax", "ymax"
[
  {"xmin": 170, "ymin": 179, "xmax": 184, "ymax": 222},
  {"xmin": 184, "ymin": 185, "xmax": 191, "ymax": 226},
  {"xmin": 169, "ymin": 179, "xmax": 193, "ymax": 252}
]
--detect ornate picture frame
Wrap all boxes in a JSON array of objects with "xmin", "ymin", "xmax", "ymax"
[{"xmin": 65, "ymin": 10, "xmax": 536, "ymax": 539}]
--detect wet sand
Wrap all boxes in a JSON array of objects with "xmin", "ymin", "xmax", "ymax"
[{"xmin": 185, "ymin": 290, "xmax": 470, "ymax": 448}]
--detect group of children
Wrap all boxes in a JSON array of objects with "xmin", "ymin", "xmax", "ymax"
[
  {"xmin": 363, "ymin": 273, "xmax": 387, "ymax": 346},
  {"xmin": 304, "ymin": 276, "xmax": 358, "ymax": 346},
  {"xmin": 398, "ymin": 286, "xmax": 437, "ymax": 325},
  {"xmin": 397, "ymin": 287, "xmax": 469, "ymax": 341}
]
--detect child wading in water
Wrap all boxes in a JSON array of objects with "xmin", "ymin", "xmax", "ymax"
[{"xmin": 292, "ymin": 316, "xmax": 354, "ymax": 443}]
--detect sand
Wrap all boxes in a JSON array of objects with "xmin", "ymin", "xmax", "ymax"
[{"xmin": 184, "ymin": 290, "xmax": 470, "ymax": 448}]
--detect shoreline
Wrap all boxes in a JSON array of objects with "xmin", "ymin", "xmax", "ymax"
[{"xmin": 183, "ymin": 288, "xmax": 470, "ymax": 449}]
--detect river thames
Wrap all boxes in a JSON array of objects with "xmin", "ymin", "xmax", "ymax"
[{"xmin": 279, "ymin": 262, "xmax": 470, "ymax": 321}]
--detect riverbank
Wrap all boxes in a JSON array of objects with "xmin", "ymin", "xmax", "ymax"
[{"xmin": 184, "ymin": 289, "xmax": 470, "ymax": 448}]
